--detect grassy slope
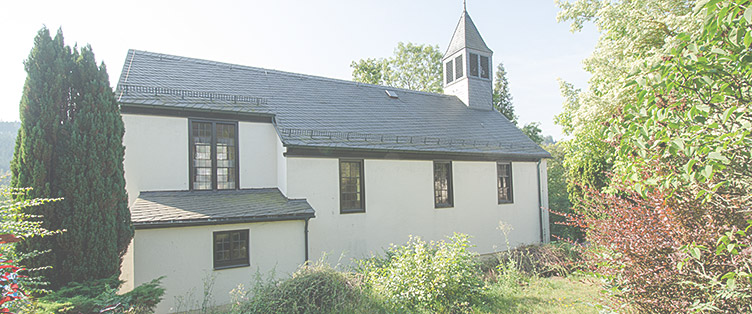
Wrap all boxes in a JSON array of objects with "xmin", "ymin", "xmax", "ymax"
[{"xmin": 477, "ymin": 275, "xmax": 603, "ymax": 314}]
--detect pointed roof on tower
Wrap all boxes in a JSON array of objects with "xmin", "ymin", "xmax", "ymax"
[{"xmin": 444, "ymin": 9, "xmax": 492, "ymax": 58}]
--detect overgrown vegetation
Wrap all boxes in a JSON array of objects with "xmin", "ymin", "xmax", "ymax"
[
  {"xmin": 360, "ymin": 234, "xmax": 484, "ymax": 313},
  {"xmin": 27, "ymin": 276, "xmax": 165, "ymax": 314},
  {"xmin": 556, "ymin": 0, "xmax": 752, "ymax": 311},
  {"xmin": 231, "ymin": 262, "xmax": 383, "ymax": 314},
  {"xmin": 229, "ymin": 235, "xmax": 596, "ymax": 314}
]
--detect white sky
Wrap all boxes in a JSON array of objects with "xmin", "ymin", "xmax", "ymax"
[{"xmin": 0, "ymin": 0, "xmax": 598, "ymax": 139}]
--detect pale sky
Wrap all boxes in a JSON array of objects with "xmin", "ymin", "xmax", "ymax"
[{"xmin": 0, "ymin": 0, "xmax": 598, "ymax": 139}]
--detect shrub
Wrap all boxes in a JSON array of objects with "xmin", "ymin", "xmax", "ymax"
[
  {"xmin": 563, "ymin": 181, "xmax": 751, "ymax": 312},
  {"xmin": 236, "ymin": 262, "xmax": 380, "ymax": 314},
  {"xmin": 360, "ymin": 233, "xmax": 484, "ymax": 313},
  {"xmin": 34, "ymin": 276, "xmax": 165, "ymax": 313}
]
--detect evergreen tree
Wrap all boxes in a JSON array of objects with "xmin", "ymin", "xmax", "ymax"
[
  {"xmin": 492, "ymin": 62, "xmax": 517, "ymax": 125},
  {"xmin": 11, "ymin": 27, "xmax": 133, "ymax": 288},
  {"xmin": 11, "ymin": 28, "xmax": 70, "ymax": 284}
]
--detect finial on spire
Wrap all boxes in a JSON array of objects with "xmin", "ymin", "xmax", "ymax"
[{"xmin": 463, "ymin": 0, "xmax": 467, "ymax": 11}]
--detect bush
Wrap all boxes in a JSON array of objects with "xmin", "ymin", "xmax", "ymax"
[
  {"xmin": 33, "ymin": 276, "xmax": 165, "ymax": 313},
  {"xmin": 235, "ymin": 262, "xmax": 381, "ymax": 314},
  {"xmin": 564, "ymin": 182, "xmax": 751, "ymax": 312},
  {"xmin": 360, "ymin": 233, "xmax": 484, "ymax": 313}
]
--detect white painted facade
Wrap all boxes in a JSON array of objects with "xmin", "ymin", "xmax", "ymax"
[
  {"xmin": 130, "ymin": 220, "xmax": 305, "ymax": 314},
  {"xmin": 120, "ymin": 113, "xmax": 549, "ymax": 312}
]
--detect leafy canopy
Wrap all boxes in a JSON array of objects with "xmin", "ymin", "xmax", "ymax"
[{"xmin": 351, "ymin": 42, "xmax": 443, "ymax": 93}]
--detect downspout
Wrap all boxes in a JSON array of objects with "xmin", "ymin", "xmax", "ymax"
[
  {"xmin": 304, "ymin": 217, "xmax": 310, "ymax": 264},
  {"xmin": 536, "ymin": 159, "xmax": 544, "ymax": 243}
]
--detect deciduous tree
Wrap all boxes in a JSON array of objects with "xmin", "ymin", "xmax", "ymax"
[{"xmin": 351, "ymin": 42, "xmax": 443, "ymax": 93}]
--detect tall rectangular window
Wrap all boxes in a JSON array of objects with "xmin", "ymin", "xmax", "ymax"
[
  {"xmin": 434, "ymin": 161, "xmax": 453, "ymax": 208},
  {"xmin": 480, "ymin": 56, "xmax": 490, "ymax": 79},
  {"xmin": 190, "ymin": 120, "xmax": 237, "ymax": 190},
  {"xmin": 469, "ymin": 53, "xmax": 479, "ymax": 77},
  {"xmin": 340, "ymin": 160, "xmax": 364, "ymax": 213},
  {"xmin": 213, "ymin": 229, "xmax": 249, "ymax": 269},
  {"xmin": 497, "ymin": 162, "xmax": 513, "ymax": 203},
  {"xmin": 446, "ymin": 60, "xmax": 454, "ymax": 84},
  {"xmin": 454, "ymin": 55, "xmax": 463, "ymax": 79}
]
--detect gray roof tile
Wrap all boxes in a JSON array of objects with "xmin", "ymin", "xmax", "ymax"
[
  {"xmin": 131, "ymin": 189, "xmax": 314, "ymax": 228},
  {"xmin": 444, "ymin": 10, "xmax": 492, "ymax": 58},
  {"xmin": 116, "ymin": 50, "xmax": 550, "ymax": 159}
]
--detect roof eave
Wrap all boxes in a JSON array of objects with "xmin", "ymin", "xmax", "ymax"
[
  {"xmin": 283, "ymin": 144, "xmax": 551, "ymax": 161},
  {"xmin": 133, "ymin": 211, "xmax": 315, "ymax": 230}
]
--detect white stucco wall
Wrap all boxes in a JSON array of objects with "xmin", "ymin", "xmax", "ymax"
[
  {"xmin": 122, "ymin": 114, "xmax": 280, "ymax": 205},
  {"xmin": 130, "ymin": 221, "xmax": 305, "ymax": 313},
  {"xmin": 238, "ymin": 122, "xmax": 278, "ymax": 189},
  {"xmin": 122, "ymin": 114, "xmax": 189, "ymax": 205},
  {"xmin": 286, "ymin": 158, "xmax": 544, "ymax": 264}
]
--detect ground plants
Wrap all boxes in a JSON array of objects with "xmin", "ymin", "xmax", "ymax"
[
  {"xmin": 31, "ymin": 276, "xmax": 165, "ymax": 314},
  {"xmin": 232, "ymin": 262, "xmax": 383, "ymax": 314},
  {"xmin": 359, "ymin": 233, "xmax": 484, "ymax": 313}
]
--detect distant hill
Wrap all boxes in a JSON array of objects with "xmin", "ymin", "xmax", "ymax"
[{"xmin": 0, "ymin": 121, "xmax": 20, "ymax": 180}]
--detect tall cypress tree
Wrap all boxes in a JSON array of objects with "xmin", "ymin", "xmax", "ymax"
[
  {"xmin": 11, "ymin": 28, "xmax": 71, "ymax": 284},
  {"xmin": 12, "ymin": 28, "xmax": 133, "ymax": 287}
]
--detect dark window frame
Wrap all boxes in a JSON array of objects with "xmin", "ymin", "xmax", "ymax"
[
  {"xmin": 339, "ymin": 159, "xmax": 365, "ymax": 214},
  {"xmin": 189, "ymin": 119, "xmax": 240, "ymax": 191},
  {"xmin": 454, "ymin": 55, "xmax": 463, "ymax": 80},
  {"xmin": 497, "ymin": 162, "xmax": 514, "ymax": 204},
  {"xmin": 433, "ymin": 160, "xmax": 454, "ymax": 208},
  {"xmin": 468, "ymin": 53, "xmax": 491, "ymax": 80},
  {"xmin": 213, "ymin": 229, "xmax": 250, "ymax": 269},
  {"xmin": 480, "ymin": 55, "xmax": 490, "ymax": 79},
  {"xmin": 446, "ymin": 60, "xmax": 454, "ymax": 84}
]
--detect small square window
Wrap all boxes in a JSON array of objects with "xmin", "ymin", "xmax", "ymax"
[{"xmin": 213, "ymin": 230, "xmax": 249, "ymax": 269}]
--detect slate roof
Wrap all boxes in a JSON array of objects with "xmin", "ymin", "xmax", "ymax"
[
  {"xmin": 444, "ymin": 10, "xmax": 492, "ymax": 58},
  {"xmin": 116, "ymin": 50, "xmax": 550, "ymax": 159},
  {"xmin": 131, "ymin": 189, "xmax": 315, "ymax": 229}
]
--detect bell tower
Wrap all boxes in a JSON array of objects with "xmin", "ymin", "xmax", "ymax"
[{"xmin": 442, "ymin": 6, "xmax": 493, "ymax": 110}]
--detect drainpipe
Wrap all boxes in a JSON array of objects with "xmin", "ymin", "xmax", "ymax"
[
  {"xmin": 304, "ymin": 217, "xmax": 310, "ymax": 264},
  {"xmin": 536, "ymin": 159, "xmax": 544, "ymax": 244}
]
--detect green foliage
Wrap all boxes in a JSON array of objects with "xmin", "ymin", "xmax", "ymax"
[
  {"xmin": 351, "ymin": 42, "xmax": 443, "ymax": 93},
  {"xmin": 360, "ymin": 233, "xmax": 484, "ymax": 313},
  {"xmin": 521, "ymin": 122, "xmax": 544, "ymax": 145},
  {"xmin": 234, "ymin": 262, "xmax": 384, "ymax": 314},
  {"xmin": 592, "ymin": 0, "xmax": 752, "ymax": 311},
  {"xmin": 492, "ymin": 63, "xmax": 517, "ymax": 125},
  {"xmin": 32, "ymin": 276, "xmax": 165, "ymax": 314},
  {"xmin": 11, "ymin": 27, "xmax": 133, "ymax": 288},
  {"xmin": 544, "ymin": 143, "xmax": 582, "ymax": 241},
  {"xmin": 0, "ymin": 187, "xmax": 61, "ymax": 302},
  {"xmin": 554, "ymin": 0, "xmax": 698, "ymax": 205}
]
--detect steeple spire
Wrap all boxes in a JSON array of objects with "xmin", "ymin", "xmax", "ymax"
[{"xmin": 442, "ymin": 7, "xmax": 494, "ymax": 110}]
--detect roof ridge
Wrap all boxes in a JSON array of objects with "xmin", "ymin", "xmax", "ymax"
[{"xmin": 129, "ymin": 49, "xmax": 455, "ymax": 99}]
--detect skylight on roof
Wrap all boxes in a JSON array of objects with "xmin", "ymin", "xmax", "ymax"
[{"xmin": 385, "ymin": 90, "xmax": 399, "ymax": 99}]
